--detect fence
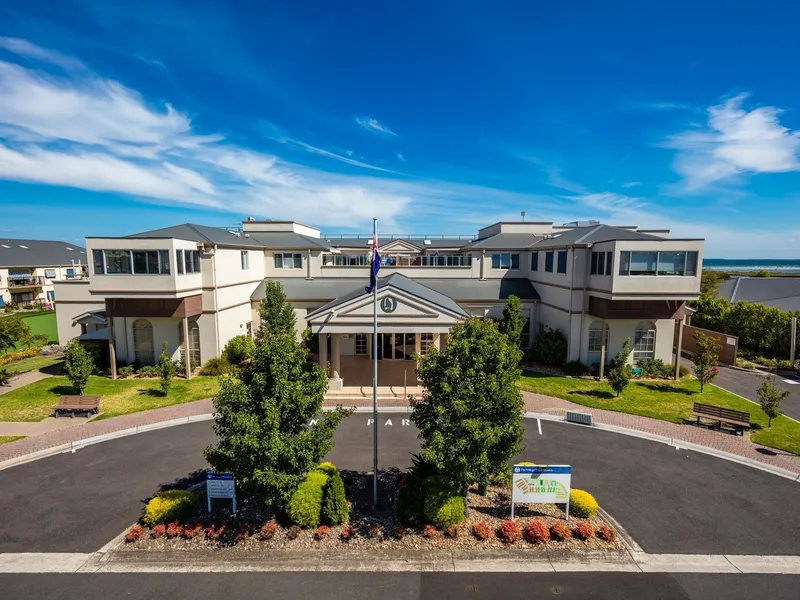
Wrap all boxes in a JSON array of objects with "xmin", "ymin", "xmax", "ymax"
[{"xmin": 679, "ymin": 324, "xmax": 738, "ymax": 365}]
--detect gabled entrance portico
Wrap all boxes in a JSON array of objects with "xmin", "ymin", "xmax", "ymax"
[{"xmin": 306, "ymin": 273, "xmax": 467, "ymax": 389}]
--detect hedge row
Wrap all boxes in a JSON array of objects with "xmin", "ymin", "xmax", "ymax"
[{"xmin": 287, "ymin": 462, "xmax": 349, "ymax": 528}]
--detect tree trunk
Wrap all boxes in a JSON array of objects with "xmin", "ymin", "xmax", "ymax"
[{"xmin": 769, "ymin": 416, "xmax": 773, "ymax": 428}]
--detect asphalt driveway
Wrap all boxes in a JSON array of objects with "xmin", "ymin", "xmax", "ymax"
[
  {"xmin": 1, "ymin": 415, "xmax": 799, "ymax": 555},
  {"xmin": 712, "ymin": 364, "xmax": 800, "ymax": 421}
]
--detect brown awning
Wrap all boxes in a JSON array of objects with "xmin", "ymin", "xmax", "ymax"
[{"xmin": 105, "ymin": 295, "xmax": 202, "ymax": 318}]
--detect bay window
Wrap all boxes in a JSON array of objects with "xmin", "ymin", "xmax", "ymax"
[{"xmin": 618, "ymin": 251, "xmax": 699, "ymax": 277}]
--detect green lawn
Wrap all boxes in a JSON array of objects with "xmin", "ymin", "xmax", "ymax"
[
  {"xmin": 3, "ymin": 355, "xmax": 64, "ymax": 376},
  {"xmin": 0, "ymin": 436, "xmax": 25, "ymax": 445},
  {"xmin": 519, "ymin": 371, "xmax": 800, "ymax": 456},
  {"xmin": 0, "ymin": 375, "xmax": 220, "ymax": 422},
  {"xmin": 17, "ymin": 311, "xmax": 58, "ymax": 348}
]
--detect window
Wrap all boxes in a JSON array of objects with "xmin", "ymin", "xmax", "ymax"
[
  {"xmin": 331, "ymin": 254, "xmax": 370, "ymax": 266},
  {"xmin": 590, "ymin": 251, "xmax": 599, "ymax": 275},
  {"xmin": 105, "ymin": 250, "xmax": 132, "ymax": 274},
  {"xmin": 275, "ymin": 253, "xmax": 302, "ymax": 269},
  {"xmin": 176, "ymin": 250, "xmax": 184, "ymax": 274},
  {"xmin": 588, "ymin": 321, "xmax": 609, "ymax": 353},
  {"xmin": 605, "ymin": 252, "xmax": 613, "ymax": 276},
  {"xmin": 241, "ymin": 250, "xmax": 249, "ymax": 270},
  {"xmin": 531, "ymin": 252, "xmax": 538, "ymax": 272},
  {"xmin": 132, "ymin": 319, "xmax": 155, "ymax": 364},
  {"xmin": 544, "ymin": 251, "xmax": 554, "ymax": 272},
  {"xmin": 93, "ymin": 250, "xmax": 105, "ymax": 275},
  {"xmin": 633, "ymin": 321, "xmax": 656, "ymax": 361},
  {"xmin": 93, "ymin": 250, "xmax": 169, "ymax": 275},
  {"xmin": 420, "ymin": 333, "xmax": 434, "ymax": 354},
  {"xmin": 355, "ymin": 333, "xmax": 368, "ymax": 355},
  {"xmin": 177, "ymin": 318, "xmax": 201, "ymax": 369},
  {"xmin": 44, "ymin": 269, "xmax": 56, "ymax": 279},
  {"xmin": 422, "ymin": 254, "xmax": 471, "ymax": 266},
  {"xmin": 183, "ymin": 250, "xmax": 201, "ymax": 273},
  {"xmin": 618, "ymin": 250, "xmax": 699, "ymax": 277},
  {"xmin": 246, "ymin": 322, "xmax": 253, "ymax": 338},
  {"xmin": 491, "ymin": 253, "xmax": 520, "ymax": 270},
  {"xmin": 557, "ymin": 250, "xmax": 567, "ymax": 274}
]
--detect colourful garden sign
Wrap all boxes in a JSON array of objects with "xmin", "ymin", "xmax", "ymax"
[{"xmin": 511, "ymin": 464, "xmax": 572, "ymax": 520}]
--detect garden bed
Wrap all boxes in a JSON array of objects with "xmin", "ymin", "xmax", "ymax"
[{"xmin": 120, "ymin": 470, "xmax": 623, "ymax": 553}]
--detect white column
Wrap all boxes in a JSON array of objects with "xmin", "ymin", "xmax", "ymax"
[
  {"xmin": 480, "ymin": 249, "xmax": 487, "ymax": 280},
  {"xmin": 329, "ymin": 333, "xmax": 343, "ymax": 390},
  {"xmin": 319, "ymin": 333, "xmax": 328, "ymax": 374}
]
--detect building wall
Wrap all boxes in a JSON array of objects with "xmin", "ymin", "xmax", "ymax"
[
  {"xmin": 579, "ymin": 316, "xmax": 677, "ymax": 366},
  {"xmin": 52, "ymin": 280, "xmax": 104, "ymax": 345}
]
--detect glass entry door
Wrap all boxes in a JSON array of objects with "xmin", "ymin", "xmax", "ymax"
[{"xmin": 374, "ymin": 333, "xmax": 415, "ymax": 360}]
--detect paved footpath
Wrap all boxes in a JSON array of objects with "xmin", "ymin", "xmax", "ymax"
[
  {"xmin": 2, "ymin": 391, "xmax": 799, "ymax": 476},
  {"xmin": 0, "ymin": 370, "xmax": 53, "ymax": 396}
]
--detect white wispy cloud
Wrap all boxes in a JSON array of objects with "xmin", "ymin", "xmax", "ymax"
[
  {"xmin": 396, "ymin": 152, "xmax": 406, "ymax": 163},
  {"xmin": 355, "ymin": 116, "xmax": 396, "ymax": 137},
  {"xmin": 621, "ymin": 181, "xmax": 641, "ymax": 188},
  {"xmin": 0, "ymin": 37, "xmax": 86, "ymax": 72},
  {"xmin": 664, "ymin": 93, "xmax": 800, "ymax": 191}
]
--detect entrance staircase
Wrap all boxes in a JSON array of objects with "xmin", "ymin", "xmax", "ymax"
[{"xmin": 324, "ymin": 385, "xmax": 423, "ymax": 406}]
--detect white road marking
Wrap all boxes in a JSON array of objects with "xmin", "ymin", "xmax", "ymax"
[
  {"xmin": 537, "ymin": 418, "xmax": 542, "ymax": 435},
  {"xmin": 781, "ymin": 379, "xmax": 800, "ymax": 385}
]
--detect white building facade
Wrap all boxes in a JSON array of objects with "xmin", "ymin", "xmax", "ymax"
[{"xmin": 54, "ymin": 219, "xmax": 703, "ymax": 387}]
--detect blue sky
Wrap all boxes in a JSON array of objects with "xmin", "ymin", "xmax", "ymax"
[{"xmin": 1, "ymin": 1, "xmax": 799, "ymax": 257}]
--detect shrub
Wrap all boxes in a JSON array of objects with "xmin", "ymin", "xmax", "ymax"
[
  {"xmin": 529, "ymin": 327, "xmax": 568, "ymax": 367},
  {"xmin": 394, "ymin": 525, "xmax": 406, "ymax": 540},
  {"xmin": 550, "ymin": 521, "xmax": 571, "ymax": 541},
  {"xmin": 158, "ymin": 341, "xmax": 175, "ymax": 396},
  {"xmin": 222, "ymin": 335, "xmax": 256, "ymax": 365},
  {"xmin": 423, "ymin": 524, "xmax": 438, "ymax": 538},
  {"xmin": 472, "ymin": 520, "xmax": 493, "ymax": 541},
  {"xmin": 126, "ymin": 524, "xmax": 144, "ymax": 542},
  {"xmin": 200, "ymin": 357, "xmax": 229, "ymax": 376},
  {"xmin": 63, "ymin": 340, "xmax": 94, "ymax": 394},
  {"xmin": 166, "ymin": 522, "xmax": 183, "ymax": 538},
  {"xmin": 368, "ymin": 524, "xmax": 383, "ymax": 539},
  {"xmin": 315, "ymin": 525, "xmax": 330, "ymax": 540},
  {"xmin": 341, "ymin": 525, "xmax": 355, "ymax": 541},
  {"xmin": 258, "ymin": 520, "xmax": 278, "ymax": 540},
  {"xmin": 607, "ymin": 339, "xmax": 632, "ymax": 397},
  {"xmin": 498, "ymin": 520, "xmax": 522, "ymax": 544},
  {"xmin": 118, "ymin": 365, "xmax": 134, "ymax": 378},
  {"xmin": 564, "ymin": 360, "xmax": 591, "ymax": 376},
  {"xmin": 0, "ymin": 369, "xmax": 8, "ymax": 386},
  {"xmin": 678, "ymin": 364, "xmax": 691, "ymax": 378},
  {"xmin": 423, "ymin": 476, "xmax": 465, "ymax": 528},
  {"xmin": 573, "ymin": 521, "xmax": 594, "ymax": 540},
  {"xmin": 136, "ymin": 365, "xmax": 160, "ymax": 378},
  {"xmin": 322, "ymin": 472, "xmax": 349, "ymax": 525},
  {"xmin": 182, "ymin": 523, "xmax": 202, "ymax": 539},
  {"xmin": 636, "ymin": 358, "xmax": 672, "ymax": 379},
  {"xmin": 287, "ymin": 470, "xmax": 329, "ymax": 528},
  {"xmin": 143, "ymin": 490, "xmax": 197, "ymax": 527},
  {"xmin": 286, "ymin": 525, "xmax": 301, "ymax": 540},
  {"xmin": 597, "ymin": 524, "xmax": 616, "ymax": 542},
  {"xmin": 316, "ymin": 461, "xmax": 338, "ymax": 477},
  {"xmin": 0, "ymin": 346, "xmax": 41, "ymax": 366},
  {"xmin": 151, "ymin": 524, "xmax": 166, "ymax": 538},
  {"xmin": 445, "ymin": 524, "xmax": 459, "ymax": 538},
  {"xmin": 737, "ymin": 358, "xmax": 756, "ymax": 370},
  {"xmin": 396, "ymin": 473, "xmax": 425, "ymax": 526},
  {"xmin": 569, "ymin": 489, "xmax": 598, "ymax": 519},
  {"xmin": 206, "ymin": 523, "xmax": 227, "ymax": 541},
  {"xmin": 408, "ymin": 452, "xmax": 439, "ymax": 480},
  {"xmin": 524, "ymin": 519, "xmax": 550, "ymax": 544},
  {"xmin": 489, "ymin": 466, "xmax": 513, "ymax": 488}
]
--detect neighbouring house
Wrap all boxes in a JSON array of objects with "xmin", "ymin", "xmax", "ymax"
[
  {"xmin": 53, "ymin": 218, "xmax": 704, "ymax": 386},
  {"xmin": 0, "ymin": 239, "xmax": 88, "ymax": 308},
  {"xmin": 718, "ymin": 277, "xmax": 800, "ymax": 311}
]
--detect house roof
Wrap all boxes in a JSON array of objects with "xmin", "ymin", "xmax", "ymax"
[
  {"xmin": 719, "ymin": 277, "xmax": 800, "ymax": 311},
  {"xmin": 323, "ymin": 236, "xmax": 469, "ymax": 250},
  {"xmin": 123, "ymin": 224, "xmax": 264, "ymax": 247},
  {"xmin": 0, "ymin": 239, "xmax": 87, "ymax": 268},
  {"xmin": 463, "ymin": 233, "xmax": 543, "ymax": 250},
  {"xmin": 251, "ymin": 275, "xmax": 540, "ymax": 304},
  {"xmin": 245, "ymin": 232, "xmax": 333, "ymax": 250}
]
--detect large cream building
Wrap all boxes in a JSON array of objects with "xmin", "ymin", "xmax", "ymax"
[{"xmin": 54, "ymin": 218, "xmax": 703, "ymax": 388}]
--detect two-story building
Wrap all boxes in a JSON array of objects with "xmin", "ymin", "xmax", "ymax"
[
  {"xmin": 0, "ymin": 239, "xmax": 88, "ymax": 308},
  {"xmin": 53, "ymin": 218, "xmax": 703, "ymax": 387}
]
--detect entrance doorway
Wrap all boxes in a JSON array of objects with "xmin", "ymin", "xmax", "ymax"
[{"xmin": 374, "ymin": 333, "xmax": 416, "ymax": 361}]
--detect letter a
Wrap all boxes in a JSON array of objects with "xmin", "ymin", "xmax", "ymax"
[{"xmin": 385, "ymin": 419, "xmax": 393, "ymax": 427}]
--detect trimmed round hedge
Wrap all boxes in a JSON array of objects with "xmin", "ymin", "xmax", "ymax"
[
  {"xmin": 287, "ymin": 470, "xmax": 329, "ymax": 528},
  {"xmin": 143, "ymin": 490, "xmax": 196, "ymax": 527},
  {"xmin": 569, "ymin": 489, "xmax": 598, "ymax": 519},
  {"xmin": 422, "ymin": 476, "xmax": 465, "ymax": 528}
]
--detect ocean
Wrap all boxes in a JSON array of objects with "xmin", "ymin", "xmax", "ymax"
[{"xmin": 703, "ymin": 258, "xmax": 800, "ymax": 274}]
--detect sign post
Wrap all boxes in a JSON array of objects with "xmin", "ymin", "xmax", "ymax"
[
  {"xmin": 511, "ymin": 464, "xmax": 572, "ymax": 522},
  {"xmin": 206, "ymin": 472, "xmax": 237, "ymax": 514}
]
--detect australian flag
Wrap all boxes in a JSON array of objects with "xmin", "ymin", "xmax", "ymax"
[{"xmin": 365, "ymin": 236, "xmax": 381, "ymax": 294}]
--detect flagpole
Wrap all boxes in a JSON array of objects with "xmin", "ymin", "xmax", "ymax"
[{"xmin": 372, "ymin": 217, "xmax": 379, "ymax": 506}]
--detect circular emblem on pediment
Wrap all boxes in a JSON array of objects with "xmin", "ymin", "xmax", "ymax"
[{"xmin": 380, "ymin": 296, "xmax": 398, "ymax": 313}]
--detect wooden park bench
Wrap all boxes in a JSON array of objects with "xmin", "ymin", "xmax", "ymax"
[
  {"xmin": 53, "ymin": 395, "xmax": 100, "ymax": 418},
  {"xmin": 692, "ymin": 402, "xmax": 750, "ymax": 436}
]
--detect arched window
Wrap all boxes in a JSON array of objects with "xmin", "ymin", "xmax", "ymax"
[
  {"xmin": 178, "ymin": 318, "xmax": 201, "ymax": 369},
  {"xmin": 633, "ymin": 321, "xmax": 657, "ymax": 362},
  {"xmin": 587, "ymin": 321, "xmax": 609, "ymax": 354},
  {"xmin": 132, "ymin": 319, "xmax": 154, "ymax": 365}
]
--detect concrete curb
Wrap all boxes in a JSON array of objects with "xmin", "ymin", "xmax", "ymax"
[
  {"xmin": 4, "ymin": 548, "xmax": 800, "ymax": 574},
  {"xmin": 522, "ymin": 412, "xmax": 800, "ymax": 482}
]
